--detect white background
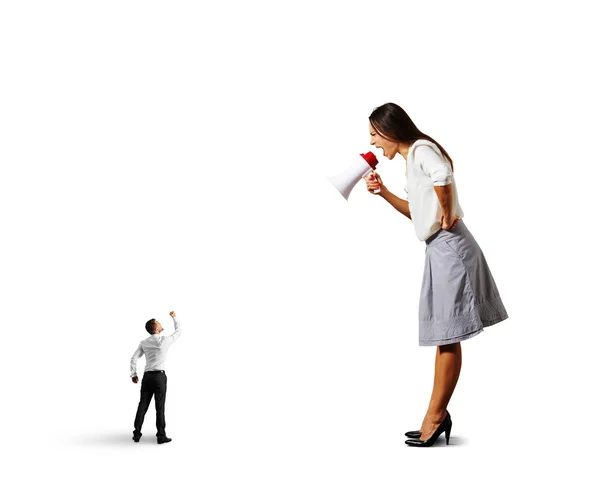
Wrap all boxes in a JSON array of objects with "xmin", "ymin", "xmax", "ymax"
[{"xmin": 1, "ymin": 1, "xmax": 598, "ymax": 477}]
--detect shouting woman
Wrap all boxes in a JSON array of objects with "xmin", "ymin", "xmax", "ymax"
[{"xmin": 365, "ymin": 103, "xmax": 508, "ymax": 447}]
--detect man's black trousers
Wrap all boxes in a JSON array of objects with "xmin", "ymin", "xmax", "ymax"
[{"xmin": 133, "ymin": 370, "xmax": 167, "ymax": 438}]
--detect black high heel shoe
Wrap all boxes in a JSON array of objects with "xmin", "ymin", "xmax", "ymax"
[
  {"xmin": 405, "ymin": 411, "xmax": 452, "ymax": 447},
  {"xmin": 404, "ymin": 410, "xmax": 450, "ymax": 439}
]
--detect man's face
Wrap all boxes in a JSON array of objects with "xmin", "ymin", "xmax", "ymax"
[{"xmin": 154, "ymin": 321, "xmax": 164, "ymax": 334}]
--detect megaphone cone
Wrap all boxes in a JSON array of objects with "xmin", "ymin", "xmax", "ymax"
[{"xmin": 328, "ymin": 152, "xmax": 380, "ymax": 200}]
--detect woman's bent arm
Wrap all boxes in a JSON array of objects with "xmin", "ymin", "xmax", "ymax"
[
  {"xmin": 380, "ymin": 189, "xmax": 412, "ymax": 220},
  {"xmin": 365, "ymin": 172, "xmax": 412, "ymax": 220}
]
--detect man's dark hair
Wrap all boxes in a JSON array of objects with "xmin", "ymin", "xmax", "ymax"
[{"xmin": 145, "ymin": 319, "xmax": 157, "ymax": 334}]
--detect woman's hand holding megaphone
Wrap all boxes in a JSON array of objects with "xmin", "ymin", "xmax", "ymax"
[{"xmin": 365, "ymin": 172, "xmax": 386, "ymax": 196}]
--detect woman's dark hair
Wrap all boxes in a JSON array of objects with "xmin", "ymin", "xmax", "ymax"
[
  {"xmin": 369, "ymin": 103, "xmax": 454, "ymax": 172},
  {"xmin": 146, "ymin": 319, "xmax": 157, "ymax": 334}
]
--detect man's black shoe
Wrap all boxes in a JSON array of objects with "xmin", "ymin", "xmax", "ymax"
[
  {"xmin": 157, "ymin": 437, "xmax": 172, "ymax": 444},
  {"xmin": 132, "ymin": 435, "xmax": 141, "ymax": 442}
]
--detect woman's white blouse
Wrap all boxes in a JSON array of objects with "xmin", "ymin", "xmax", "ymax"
[{"xmin": 404, "ymin": 139, "xmax": 464, "ymax": 242}]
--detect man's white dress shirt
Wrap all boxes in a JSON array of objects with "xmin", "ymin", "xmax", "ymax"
[
  {"xmin": 404, "ymin": 140, "xmax": 464, "ymax": 242},
  {"xmin": 130, "ymin": 316, "xmax": 181, "ymax": 377}
]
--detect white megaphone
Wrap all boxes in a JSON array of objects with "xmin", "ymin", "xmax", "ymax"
[{"xmin": 328, "ymin": 151, "xmax": 380, "ymax": 200}]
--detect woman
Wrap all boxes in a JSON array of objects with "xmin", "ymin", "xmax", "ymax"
[{"xmin": 364, "ymin": 103, "xmax": 508, "ymax": 447}]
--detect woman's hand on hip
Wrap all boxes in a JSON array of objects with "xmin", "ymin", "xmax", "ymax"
[
  {"xmin": 441, "ymin": 215, "xmax": 460, "ymax": 230},
  {"xmin": 364, "ymin": 172, "xmax": 386, "ymax": 195}
]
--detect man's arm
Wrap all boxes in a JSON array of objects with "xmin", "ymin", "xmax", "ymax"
[
  {"xmin": 130, "ymin": 343, "xmax": 144, "ymax": 380},
  {"xmin": 164, "ymin": 311, "xmax": 181, "ymax": 346}
]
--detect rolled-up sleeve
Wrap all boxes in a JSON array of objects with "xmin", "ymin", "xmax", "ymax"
[{"xmin": 416, "ymin": 145, "xmax": 453, "ymax": 186}]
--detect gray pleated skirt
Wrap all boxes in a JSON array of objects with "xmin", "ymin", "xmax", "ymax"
[{"xmin": 419, "ymin": 219, "xmax": 508, "ymax": 346}]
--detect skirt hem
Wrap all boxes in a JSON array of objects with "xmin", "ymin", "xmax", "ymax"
[{"xmin": 419, "ymin": 313, "xmax": 508, "ymax": 346}]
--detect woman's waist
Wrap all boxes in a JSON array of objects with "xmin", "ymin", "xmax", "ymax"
[{"xmin": 425, "ymin": 218, "xmax": 467, "ymax": 246}]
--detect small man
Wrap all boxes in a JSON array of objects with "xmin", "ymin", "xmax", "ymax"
[{"xmin": 130, "ymin": 311, "xmax": 181, "ymax": 444}]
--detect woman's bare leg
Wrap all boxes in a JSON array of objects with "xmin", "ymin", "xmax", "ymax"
[{"xmin": 419, "ymin": 342, "xmax": 462, "ymax": 440}]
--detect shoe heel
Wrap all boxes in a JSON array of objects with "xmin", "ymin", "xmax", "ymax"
[{"xmin": 445, "ymin": 424, "xmax": 452, "ymax": 445}]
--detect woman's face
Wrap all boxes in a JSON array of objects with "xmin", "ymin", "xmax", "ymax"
[{"xmin": 369, "ymin": 123, "xmax": 400, "ymax": 159}]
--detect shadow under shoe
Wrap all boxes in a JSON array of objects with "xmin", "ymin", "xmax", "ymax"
[{"xmin": 405, "ymin": 411, "xmax": 452, "ymax": 447}]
